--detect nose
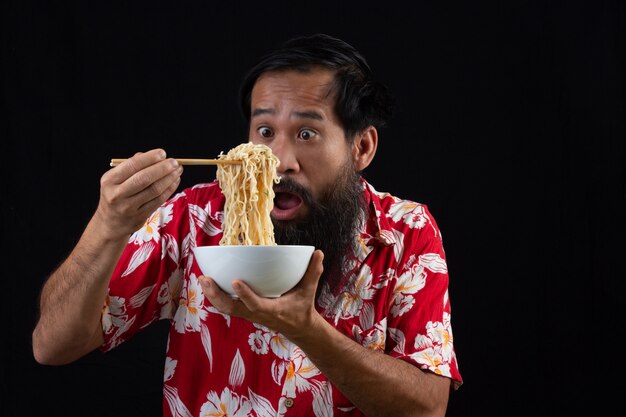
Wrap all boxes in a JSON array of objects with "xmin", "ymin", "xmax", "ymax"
[{"xmin": 270, "ymin": 136, "xmax": 300, "ymax": 175}]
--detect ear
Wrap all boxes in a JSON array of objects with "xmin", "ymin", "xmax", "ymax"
[{"xmin": 351, "ymin": 126, "xmax": 378, "ymax": 171}]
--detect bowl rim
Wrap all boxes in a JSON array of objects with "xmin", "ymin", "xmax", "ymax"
[{"xmin": 193, "ymin": 244, "xmax": 315, "ymax": 250}]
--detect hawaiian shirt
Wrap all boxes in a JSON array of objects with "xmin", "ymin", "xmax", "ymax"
[{"xmin": 100, "ymin": 178, "xmax": 462, "ymax": 417}]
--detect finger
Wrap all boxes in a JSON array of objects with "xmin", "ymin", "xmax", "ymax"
[
  {"xmin": 134, "ymin": 168, "xmax": 183, "ymax": 213},
  {"xmin": 102, "ymin": 163, "xmax": 183, "ymax": 221},
  {"xmin": 199, "ymin": 276, "xmax": 244, "ymax": 316},
  {"xmin": 232, "ymin": 280, "xmax": 268, "ymax": 312},
  {"xmin": 298, "ymin": 250, "xmax": 324, "ymax": 293},
  {"xmin": 121, "ymin": 158, "xmax": 181, "ymax": 198},
  {"xmin": 101, "ymin": 149, "xmax": 174, "ymax": 199},
  {"xmin": 132, "ymin": 177, "xmax": 182, "ymax": 222},
  {"xmin": 108, "ymin": 149, "xmax": 168, "ymax": 183},
  {"xmin": 104, "ymin": 157, "xmax": 182, "ymax": 211}
]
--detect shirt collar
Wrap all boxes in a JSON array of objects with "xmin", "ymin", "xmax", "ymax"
[{"xmin": 354, "ymin": 178, "xmax": 396, "ymax": 261}]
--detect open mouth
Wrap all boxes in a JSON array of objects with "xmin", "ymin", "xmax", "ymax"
[{"xmin": 272, "ymin": 191, "xmax": 303, "ymax": 220}]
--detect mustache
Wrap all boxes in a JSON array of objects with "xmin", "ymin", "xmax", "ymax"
[{"xmin": 274, "ymin": 177, "xmax": 316, "ymax": 208}]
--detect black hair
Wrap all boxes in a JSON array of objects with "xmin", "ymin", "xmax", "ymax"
[{"xmin": 238, "ymin": 33, "xmax": 394, "ymax": 140}]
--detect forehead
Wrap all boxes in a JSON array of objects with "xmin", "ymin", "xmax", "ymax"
[{"xmin": 250, "ymin": 68, "xmax": 338, "ymax": 116}]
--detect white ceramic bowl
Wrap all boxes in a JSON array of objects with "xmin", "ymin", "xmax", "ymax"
[{"xmin": 193, "ymin": 245, "xmax": 315, "ymax": 298}]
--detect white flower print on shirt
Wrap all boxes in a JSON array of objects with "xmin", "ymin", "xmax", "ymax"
[
  {"xmin": 275, "ymin": 347, "xmax": 330, "ymax": 417},
  {"xmin": 391, "ymin": 253, "xmax": 447, "ymax": 318},
  {"xmin": 388, "ymin": 198, "xmax": 446, "ymax": 242},
  {"xmin": 405, "ymin": 312, "xmax": 455, "ymax": 378},
  {"xmin": 248, "ymin": 325, "xmax": 324, "ymax": 406},
  {"xmin": 157, "ymin": 268, "xmax": 183, "ymax": 320},
  {"xmin": 270, "ymin": 333, "xmax": 292, "ymax": 360},
  {"xmin": 200, "ymin": 387, "xmax": 252, "ymax": 417},
  {"xmin": 164, "ymin": 384, "xmax": 193, "ymax": 417},
  {"xmin": 352, "ymin": 318, "xmax": 387, "ymax": 352},
  {"xmin": 336, "ymin": 264, "xmax": 376, "ymax": 322},
  {"xmin": 418, "ymin": 253, "xmax": 448, "ymax": 274},
  {"xmin": 130, "ymin": 204, "xmax": 174, "ymax": 244},
  {"xmin": 102, "ymin": 292, "xmax": 127, "ymax": 334},
  {"xmin": 388, "ymin": 200, "xmax": 430, "ymax": 230},
  {"xmin": 248, "ymin": 323, "xmax": 290, "ymax": 359},
  {"xmin": 421, "ymin": 312, "xmax": 455, "ymax": 362},
  {"xmin": 411, "ymin": 344, "xmax": 451, "ymax": 377},
  {"xmin": 248, "ymin": 388, "xmax": 278, "ymax": 417},
  {"xmin": 119, "ymin": 204, "xmax": 176, "ymax": 278},
  {"xmin": 229, "ymin": 350, "xmax": 246, "ymax": 388},
  {"xmin": 161, "ymin": 232, "xmax": 180, "ymax": 264},
  {"xmin": 391, "ymin": 262, "xmax": 426, "ymax": 318},
  {"xmin": 388, "ymin": 317, "xmax": 455, "ymax": 379},
  {"xmin": 319, "ymin": 264, "xmax": 376, "ymax": 325},
  {"xmin": 248, "ymin": 330, "xmax": 271, "ymax": 355},
  {"xmin": 121, "ymin": 241, "xmax": 156, "ymax": 278},
  {"xmin": 282, "ymin": 349, "xmax": 320, "ymax": 399},
  {"xmin": 173, "ymin": 273, "xmax": 207, "ymax": 333},
  {"xmin": 189, "ymin": 201, "xmax": 222, "ymax": 238},
  {"xmin": 164, "ymin": 356, "xmax": 177, "ymax": 382},
  {"xmin": 101, "ymin": 291, "xmax": 136, "ymax": 348}
]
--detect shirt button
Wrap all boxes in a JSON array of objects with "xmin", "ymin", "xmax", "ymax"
[{"xmin": 284, "ymin": 398, "xmax": 294, "ymax": 408}]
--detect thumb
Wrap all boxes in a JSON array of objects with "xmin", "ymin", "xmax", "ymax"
[{"xmin": 299, "ymin": 250, "xmax": 324, "ymax": 293}]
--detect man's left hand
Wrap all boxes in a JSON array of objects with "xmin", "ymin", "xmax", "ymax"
[{"xmin": 199, "ymin": 249, "xmax": 325, "ymax": 339}]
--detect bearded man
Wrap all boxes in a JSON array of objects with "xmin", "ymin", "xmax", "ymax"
[{"xmin": 33, "ymin": 33, "xmax": 462, "ymax": 417}]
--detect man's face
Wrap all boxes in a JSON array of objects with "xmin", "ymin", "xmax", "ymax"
[
  {"xmin": 249, "ymin": 68, "xmax": 365, "ymax": 278},
  {"xmin": 248, "ymin": 68, "xmax": 355, "ymax": 222}
]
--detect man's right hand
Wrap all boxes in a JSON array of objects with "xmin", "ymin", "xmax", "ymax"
[{"xmin": 94, "ymin": 149, "xmax": 183, "ymax": 241}]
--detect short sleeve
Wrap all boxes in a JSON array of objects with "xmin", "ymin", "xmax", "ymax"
[
  {"xmin": 385, "ymin": 205, "xmax": 463, "ymax": 388},
  {"xmin": 100, "ymin": 191, "xmax": 191, "ymax": 352}
]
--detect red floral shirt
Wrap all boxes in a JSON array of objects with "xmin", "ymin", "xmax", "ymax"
[{"xmin": 101, "ymin": 178, "xmax": 462, "ymax": 416}]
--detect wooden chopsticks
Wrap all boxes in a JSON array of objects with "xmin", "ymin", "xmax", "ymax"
[{"xmin": 109, "ymin": 158, "xmax": 241, "ymax": 167}]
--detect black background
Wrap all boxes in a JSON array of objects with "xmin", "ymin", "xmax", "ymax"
[{"xmin": 2, "ymin": 1, "xmax": 624, "ymax": 416}]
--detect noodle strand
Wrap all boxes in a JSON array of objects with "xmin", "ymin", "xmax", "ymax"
[{"xmin": 216, "ymin": 142, "xmax": 280, "ymax": 245}]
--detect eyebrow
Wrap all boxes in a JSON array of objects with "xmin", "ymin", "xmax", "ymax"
[{"xmin": 252, "ymin": 108, "xmax": 324, "ymax": 121}]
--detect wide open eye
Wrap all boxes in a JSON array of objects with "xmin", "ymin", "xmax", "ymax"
[
  {"xmin": 298, "ymin": 129, "xmax": 316, "ymax": 140},
  {"xmin": 257, "ymin": 126, "xmax": 273, "ymax": 138}
]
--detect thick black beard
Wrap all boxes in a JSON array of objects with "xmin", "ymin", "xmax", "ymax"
[{"xmin": 272, "ymin": 165, "xmax": 365, "ymax": 294}]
